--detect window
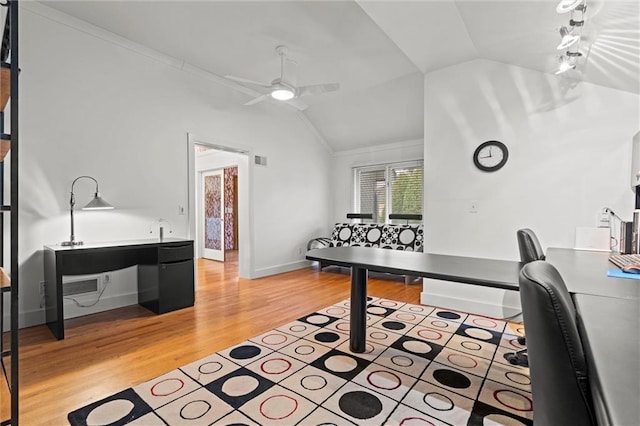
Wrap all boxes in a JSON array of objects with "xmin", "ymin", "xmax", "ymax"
[{"xmin": 353, "ymin": 161, "xmax": 423, "ymax": 223}]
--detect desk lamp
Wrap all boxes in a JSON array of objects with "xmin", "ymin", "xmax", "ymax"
[{"xmin": 61, "ymin": 175, "xmax": 114, "ymax": 246}]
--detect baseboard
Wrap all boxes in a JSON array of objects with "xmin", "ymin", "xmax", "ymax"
[
  {"xmin": 14, "ymin": 291, "xmax": 139, "ymax": 329},
  {"xmin": 252, "ymin": 260, "xmax": 311, "ymax": 279},
  {"xmin": 421, "ymin": 278, "xmax": 522, "ymax": 321},
  {"xmin": 63, "ymin": 291, "xmax": 139, "ymax": 319}
]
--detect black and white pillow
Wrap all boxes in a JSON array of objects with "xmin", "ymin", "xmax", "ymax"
[{"xmin": 330, "ymin": 223, "xmax": 354, "ymax": 247}]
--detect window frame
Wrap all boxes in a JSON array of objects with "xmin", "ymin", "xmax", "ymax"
[{"xmin": 353, "ymin": 160, "xmax": 423, "ymax": 224}]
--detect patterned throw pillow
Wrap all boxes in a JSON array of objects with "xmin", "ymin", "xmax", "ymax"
[
  {"xmin": 330, "ymin": 223, "xmax": 354, "ymax": 247},
  {"xmin": 381, "ymin": 224, "xmax": 424, "ymax": 251}
]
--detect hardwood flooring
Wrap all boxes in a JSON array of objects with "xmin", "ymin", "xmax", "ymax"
[{"xmin": 17, "ymin": 253, "xmax": 422, "ymax": 424}]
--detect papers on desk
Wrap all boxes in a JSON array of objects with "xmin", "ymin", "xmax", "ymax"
[{"xmin": 607, "ymin": 269, "xmax": 640, "ymax": 280}]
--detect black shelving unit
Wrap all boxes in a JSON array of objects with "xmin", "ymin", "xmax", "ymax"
[{"xmin": 0, "ymin": 0, "xmax": 18, "ymax": 424}]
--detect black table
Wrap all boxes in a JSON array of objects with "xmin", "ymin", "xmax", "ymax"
[
  {"xmin": 44, "ymin": 238, "xmax": 195, "ymax": 340},
  {"xmin": 306, "ymin": 247, "xmax": 523, "ymax": 352},
  {"xmin": 546, "ymin": 248, "xmax": 640, "ymax": 299},
  {"xmin": 573, "ymin": 294, "xmax": 640, "ymax": 426},
  {"xmin": 545, "ymin": 248, "xmax": 639, "ymax": 426}
]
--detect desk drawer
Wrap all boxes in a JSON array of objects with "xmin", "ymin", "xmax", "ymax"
[{"xmin": 158, "ymin": 244, "xmax": 193, "ymax": 263}]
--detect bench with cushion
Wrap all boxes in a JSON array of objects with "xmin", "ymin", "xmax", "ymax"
[{"xmin": 308, "ymin": 222, "xmax": 424, "ymax": 272}]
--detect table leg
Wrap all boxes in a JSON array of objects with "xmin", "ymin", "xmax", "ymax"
[{"xmin": 350, "ymin": 266, "xmax": 367, "ymax": 353}]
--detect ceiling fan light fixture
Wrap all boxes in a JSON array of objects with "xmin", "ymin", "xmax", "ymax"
[
  {"xmin": 556, "ymin": 0, "xmax": 584, "ymax": 13},
  {"xmin": 270, "ymin": 85, "xmax": 295, "ymax": 101}
]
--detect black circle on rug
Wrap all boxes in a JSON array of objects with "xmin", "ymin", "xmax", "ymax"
[
  {"xmin": 315, "ymin": 332, "xmax": 340, "ymax": 343},
  {"xmin": 338, "ymin": 390, "xmax": 383, "ymax": 419},
  {"xmin": 432, "ymin": 368, "xmax": 471, "ymax": 389},
  {"xmin": 381, "ymin": 321, "xmax": 406, "ymax": 330},
  {"xmin": 436, "ymin": 311, "xmax": 461, "ymax": 320},
  {"xmin": 229, "ymin": 345, "xmax": 261, "ymax": 360}
]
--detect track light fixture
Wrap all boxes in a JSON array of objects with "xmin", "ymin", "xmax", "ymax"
[
  {"xmin": 555, "ymin": 51, "xmax": 583, "ymax": 75},
  {"xmin": 554, "ymin": 0, "xmax": 587, "ymax": 75},
  {"xmin": 556, "ymin": 0, "xmax": 585, "ymax": 14},
  {"xmin": 557, "ymin": 26, "xmax": 580, "ymax": 50}
]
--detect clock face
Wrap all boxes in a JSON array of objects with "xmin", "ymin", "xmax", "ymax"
[{"xmin": 473, "ymin": 141, "xmax": 508, "ymax": 172}]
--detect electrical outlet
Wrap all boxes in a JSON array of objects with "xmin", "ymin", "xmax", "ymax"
[
  {"xmin": 598, "ymin": 210, "xmax": 610, "ymax": 228},
  {"xmin": 104, "ymin": 274, "xmax": 110, "ymax": 283}
]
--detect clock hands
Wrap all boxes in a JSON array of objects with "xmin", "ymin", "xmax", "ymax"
[{"xmin": 479, "ymin": 147, "xmax": 493, "ymax": 159}]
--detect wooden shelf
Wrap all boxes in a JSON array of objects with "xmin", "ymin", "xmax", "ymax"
[
  {"xmin": 0, "ymin": 64, "xmax": 9, "ymax": 112},
  {"xmin": 0, "ymin": 268, "xmax": 9, "ymax": 292},
  {"xmin": 0, "ymin": 135, "xmax": 8, "ymax": 162}
]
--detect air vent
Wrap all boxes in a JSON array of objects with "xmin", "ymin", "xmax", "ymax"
[
  {"xmin": 255, "ymin": 155, "xmax": 267, "ymax": 166},
  {"xmin": 63, "ymin": 277, "xmax": 100, "ymax": 296}
]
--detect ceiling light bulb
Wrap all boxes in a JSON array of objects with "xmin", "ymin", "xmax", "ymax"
[
  {"xmin": 557, "ymin": 27, "xmax": 580, "ymax": 50},
  {"xmin": 555, "ymin": 56, "xmax": 576, "ymax": 74},
  {"xmin": 556, "ymin": 0, "xmax": 584, "ymax": 13},
  {"xmin": 271, "ymin": 87, "xmax": 295, "ymax": 101}
]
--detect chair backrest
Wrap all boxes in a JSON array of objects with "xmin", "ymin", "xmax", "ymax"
[
  {"xmin": 517, "ymin": 228, "xmax": 545, "ymax": 263},
  {"xmin": 519, "ymin": 261, "xmax": 596, "ymax": 426}
]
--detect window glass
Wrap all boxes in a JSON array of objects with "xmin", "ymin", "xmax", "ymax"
[{"xmin": 354, "ymin": 161, "xmax": 423, "ymax": 224}]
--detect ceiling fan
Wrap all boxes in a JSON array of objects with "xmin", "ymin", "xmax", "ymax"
[{"xmin": 224, "ymin": 45, "xmax": 340, "ymax": 110}]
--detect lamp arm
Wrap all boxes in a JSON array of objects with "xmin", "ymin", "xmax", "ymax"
[
  {"xmin": 71, "ymin": 175, "xmax": 99, "ymax": 195},
  {"xmin": 65, "ymin": 175, "xmax": 100, "ymax": 246}
]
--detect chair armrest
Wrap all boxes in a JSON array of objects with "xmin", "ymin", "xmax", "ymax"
[{"xmin": 307, "ymin": 237, "xmax": 332, "ymax": 251}]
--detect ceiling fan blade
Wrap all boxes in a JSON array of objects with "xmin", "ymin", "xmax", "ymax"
[
  {"xmin": 244, "ymin": 94, "xmax": 268, "ymax": 106},
  {"xmin": 297, "ymin": 83, "xmax": 340, "ymax": 97},
  {"xmin": 224, "ymin": 75, "xmax": 271, "ymax": 88},
  {"xmin": 286, "ymin": 97, "xmax": 309, "ymax": 111}
]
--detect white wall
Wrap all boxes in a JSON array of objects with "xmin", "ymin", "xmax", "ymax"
[
  {"xmin": 331, "ymin": 139, "xmax": 423, "ymax": 227},
  {"xmin": 422, "ymin": 59, "xmax": 640, "ymax": 316},
  {"xmin": 18, "ymin": 6, "xmax": 332, "ymax": 327}
]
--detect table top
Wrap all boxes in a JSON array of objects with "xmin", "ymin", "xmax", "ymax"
[
  {"xmin": 573, "ymin": 293, "xmax": 640, "ymax": 426},
  {"xmin": 44, "ymin": 237, "xmax": 193, "ymax": 252},
  {"xmin": 306, "ymin": 247, "xmax": 522, "ymax": 291},
  {"xmin": 546, "ymin": 248, "xmax": 640, "ymax": 300}
]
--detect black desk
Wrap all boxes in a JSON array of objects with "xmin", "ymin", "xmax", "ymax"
[
  {"xmin": 44, "ymin": 238, "xmax": 195, "ymax": 340},
  {"xmin": 573, "ymin": 294, "xmax": 640, "ymax": 426},
  {"xmin": 545, "ymin": 248, "xmax": 639, "ymax": 426},
  {"xmin": 306, "ymin": 247, "xmax": 523, "ymax": 352},
  {"xmin": 546, "ymin": 248, "xmax": 640, "ymax": 299}
]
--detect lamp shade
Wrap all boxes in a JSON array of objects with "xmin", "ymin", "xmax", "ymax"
[{"xmin": 82, "ymin": 192, "xmax": 114, "ymax": 210}]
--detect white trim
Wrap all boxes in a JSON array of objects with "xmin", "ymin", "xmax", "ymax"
[
  {"xmin": 333, "ymin": 139, "xmax": 424, "ymax": 158},
  {"xmin": 187, "ymin": 133, "xmax": 254, "ymax": 279},
  {"xmin": 421, "ymin": 278, "xmax": 522, "ymax": 320},
  {"xmin": 253, "ymin": 260, "xmax": 312, "ymax": 279}
]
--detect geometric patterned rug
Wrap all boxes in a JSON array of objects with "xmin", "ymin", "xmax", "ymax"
[{"xmin": 68, "ymin": 297, "xmax": 533, "ymax": 425}]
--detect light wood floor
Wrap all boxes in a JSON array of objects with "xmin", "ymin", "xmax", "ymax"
[{"xmin": 17, "ymin": 253, "xmax": 422, "ymax": 425}]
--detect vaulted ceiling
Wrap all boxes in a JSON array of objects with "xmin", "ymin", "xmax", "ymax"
[{"xmin": 39, "ymin": 0, "xmax": 640, "ymax": 152}]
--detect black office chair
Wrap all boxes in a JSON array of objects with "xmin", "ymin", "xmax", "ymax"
[
  {"xmin": 519, "ymin": 261, "xmax": 596, "ymax": 426},
  {"xmin": 517, "ymin": 228, "xmax": 546, "ymax": 263},
  {"xmin": 505, "ymin": 228, "xmax": 546, "ymax": 366}
]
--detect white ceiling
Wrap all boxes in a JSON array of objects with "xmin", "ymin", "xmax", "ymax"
[{"xmin": 40, "ymin": 0, "xmax": 640, "ymax": 152}]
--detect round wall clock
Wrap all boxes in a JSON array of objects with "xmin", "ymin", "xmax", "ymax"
[{"xmin": 473, "ymin": 140, "xmax": 509, "ymax": 172}]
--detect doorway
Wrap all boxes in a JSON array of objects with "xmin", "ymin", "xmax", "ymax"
[
  {"xmin": 199, "ymin": 165, "xmax": 240, "ymax": 262},
  {"xmin": 201, "ymin": 168, "xmax": 225, "ymax": 261},
  {"xmin": 187, "ymin": 133, "xmax": 252, "ymax": 279}
]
